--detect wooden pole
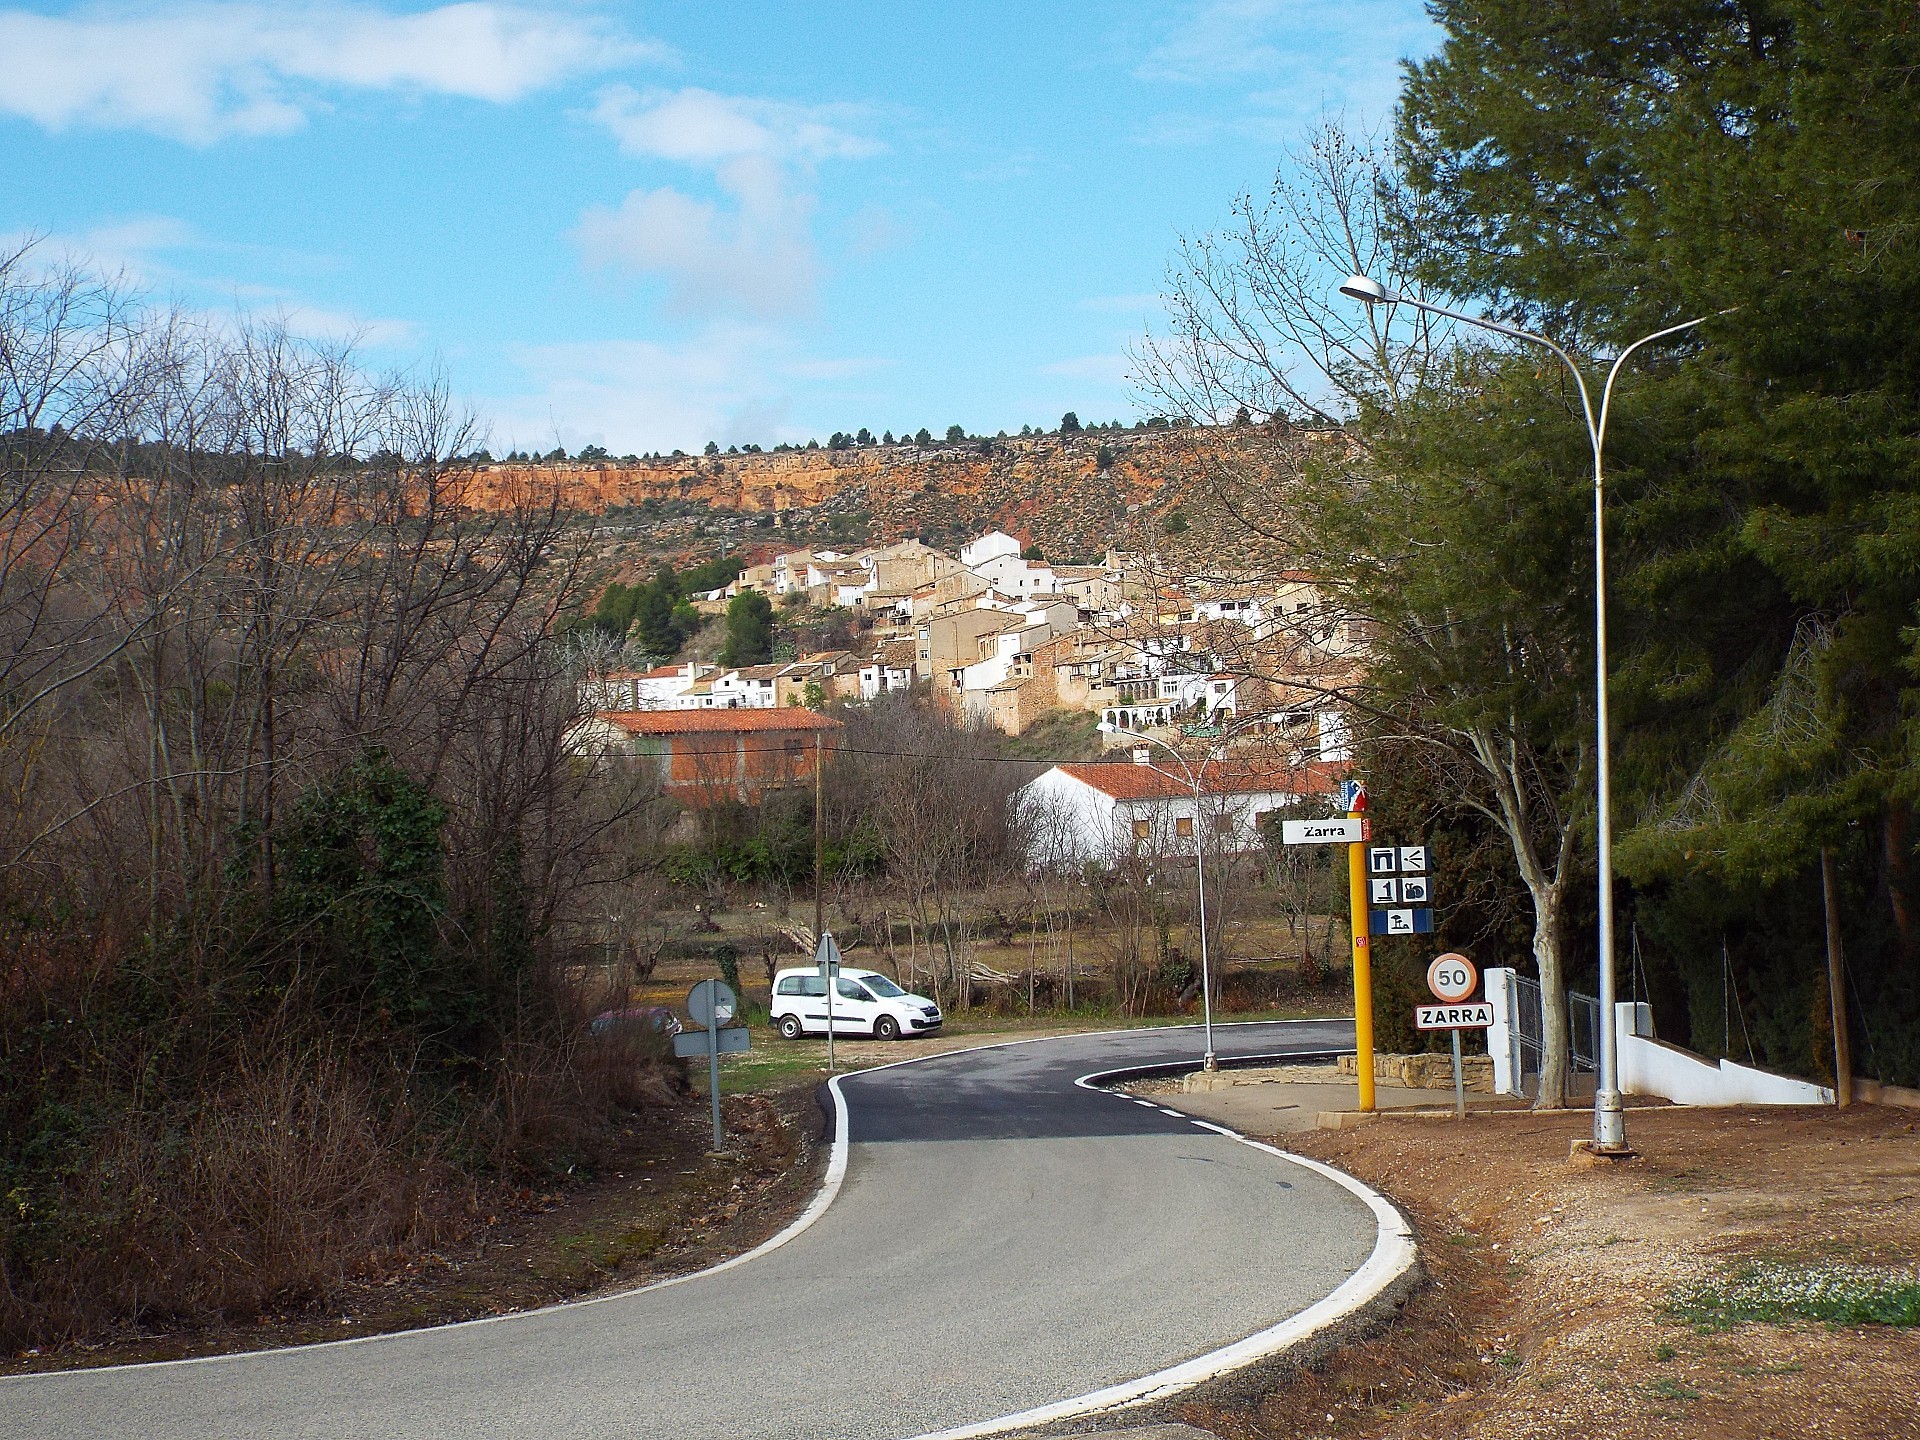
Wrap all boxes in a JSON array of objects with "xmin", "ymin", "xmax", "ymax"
[{"xmin": 1820, "ymin": 846, "xmax": 1852, "ymax": 1107}]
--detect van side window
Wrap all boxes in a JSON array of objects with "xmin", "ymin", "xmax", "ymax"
[
  {"xmin": 837, "ymin": 978, "xmax": 871, "ymax": 1001},
  {"xmin": 799, "ymin": 975, "xmax": 828, "ymax": 997},
  {"xmin": 776, "ymin": 976, "xmax": 805, "ymax": 996}
]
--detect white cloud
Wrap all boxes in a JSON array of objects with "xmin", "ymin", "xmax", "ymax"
[
  {"xmin": 576, "ymin": 86, "xmax": 882, "ymax": 322},
  {"xmin": 576, "ymin": 154, "xmax": 819, "ymax": 321},
  {"xmin": 1078, "ymin": 292, "xmax": 1165, "ymax": 314},
  {"xmin": 1137, "ymin": 0, "xmax": 1295, "ymax": 84},
  {"xmin": 1134, "ymin": 0, "xmax": 1434, "ymax": 137},
  {"xmin": 0, "ymin": 3, "xmax": 655, "ymax": 143},
  {"xmin": 488, "ymin": 326, "xmax": 805, "ymax": 455},
  {"xmin": 1040, "ymin": 353, "xmax": 1133, "ymax": 384},
  {"xmin": 784, "ymin": 356, "xmax": 891, "ymax": 382},
  {"xmin": 588, "ymin": 85, "xmax": 878, "ymax": 165}
]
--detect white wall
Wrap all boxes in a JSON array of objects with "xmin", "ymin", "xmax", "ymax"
[
  {"xmin": 1616, "ymin": 1002, "xmax": 1834, "ymax": 1107},
  {"xmin": 1485, "ymin": 974, "xmax": 1835, "ymax": 1105}
]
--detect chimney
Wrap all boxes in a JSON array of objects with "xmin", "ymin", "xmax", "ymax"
[{"xmin": 1132, "ymin": 745, "xmax": 1152, "ymax": 766}]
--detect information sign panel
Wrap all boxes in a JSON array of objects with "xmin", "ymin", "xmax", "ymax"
[
  {"xmin": 1367, "ymin": 846, "xmax": 1400, "ymax": 874},
  {"xmin": 1368, "ymin": 877, "xmax": 1399, "ymax": 905},
  {"xmin": 674, "ymin": 1026, "xmax": 751, "ymax": 1059},
  {"xmin": 1399, "ymin": 846, "xmax": 1429, "ymax": 873},
  {"xmin": 1369, "ymin": 907, "xmax": 1435, "ymax": 935},
  {"xmin": 1281, "ymin": 817, "xmax": 1367, "ymax": 845}
]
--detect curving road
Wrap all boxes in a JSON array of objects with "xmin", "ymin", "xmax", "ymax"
[{"xmin": 1, "ymin": 1020, "xmax": 1403, "ymax": 1440}]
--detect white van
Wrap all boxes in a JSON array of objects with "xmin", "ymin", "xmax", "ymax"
[{"xmin": 770, "ymin": 966, "xmax": 942, "ymax": 1041}]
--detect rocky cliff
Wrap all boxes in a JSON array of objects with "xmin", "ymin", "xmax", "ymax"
[{"xmin": 471, "ymin": 429, "xmax": 1244, "ymax": 562}]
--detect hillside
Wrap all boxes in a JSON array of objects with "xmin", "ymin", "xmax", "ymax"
[{"xmin": 471, "ymin": 427, "xmax": 1254, "ymax": 564}]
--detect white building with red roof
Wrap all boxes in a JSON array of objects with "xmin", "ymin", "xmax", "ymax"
[{"xmin": 1016, "ymin": 756, "xmax": 1341, "ymax": 871}]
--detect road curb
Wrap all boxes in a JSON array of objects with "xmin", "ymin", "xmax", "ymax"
[{"xmin": 901, "ymin": 1060, "xmax": 1419, "ymax": 1440}]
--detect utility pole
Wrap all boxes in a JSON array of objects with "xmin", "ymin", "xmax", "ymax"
[{"xmin": 1821, "ymin": 846, "xmax": 1852, "ymax": 1107}]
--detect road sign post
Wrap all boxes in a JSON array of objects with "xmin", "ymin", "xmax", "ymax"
[
  {"xmin": 1346, "ymin": 792, "xmax": 1375, "ymax": 1113},
  {"xmin": 1421, "ymin": 953, "xmax": 1480, "ymax": 1121},
  {"xmin": 815, "ymin": 931, "xmax": 841, "ymax": 1073},
  {"xmin": 687, "ymin": 978, "xmax": 737, "ymax": 1150}
]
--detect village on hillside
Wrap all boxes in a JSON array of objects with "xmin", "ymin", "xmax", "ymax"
[
  {"xmin": 572, "ymin": 526, "xmax": 1367, "ymax": 867},
  {"xmin": 577, "ymin": 526, "xmax": 1364, "ymax": 752}
]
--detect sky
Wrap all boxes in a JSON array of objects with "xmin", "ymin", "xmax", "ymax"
[{"xmin": 0, "ymin": 1, "xmax": 1437, "ymax": 455}]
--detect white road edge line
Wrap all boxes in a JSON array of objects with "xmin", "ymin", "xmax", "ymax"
[
  {"xmin": 4, "ymin": 1018, "xmax": 1354, "ymax": 1385},
  {"xmin": 901, "ymin": 1068, "xmax": 1416, "ymax": 1440}
]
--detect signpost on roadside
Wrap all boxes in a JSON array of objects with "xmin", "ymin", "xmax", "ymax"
[
  {"xmin": 1419, "ymin": 953, "xmax": 1482, "ymax": 1120},
  {"xmin": 815, "ymin": 931, "xmax": 842, "ymax": 1074},
  {"xmin": 1282, "ymin": 782, "xmax": 1376, "ymax": 1111},
  {"xmin": 679, "ymin": 978, "xmax": 743, "ymax": 1150}
]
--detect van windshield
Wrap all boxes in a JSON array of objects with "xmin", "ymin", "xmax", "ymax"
[{"xmin": 862, "ymin": 974, "xmax": 906, "ymax": 997}]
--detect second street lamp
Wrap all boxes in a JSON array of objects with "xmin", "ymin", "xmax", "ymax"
[
  {"xmin": 1339, "ymin": 274, "xmax": 1724, "ymax": 1152},
  {"xmin": 1100, "ymin": 710, "xmax": 1284, "ymax": 1072}
]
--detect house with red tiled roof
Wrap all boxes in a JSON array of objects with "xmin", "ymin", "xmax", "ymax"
[
  {"xmin": 1015, "ymin": 755, "xmax": 1341, "ymax": 870},
  {"xmin": 576, "ymin": 708, "xmax": 841, "ymax": 803}
]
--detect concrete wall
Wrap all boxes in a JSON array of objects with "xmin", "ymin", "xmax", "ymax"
[
  {"xmin": 1482, "ymin": 977, "xmax": 1835, "ymax": 1106},
  {"xmin": 1615, "ymin": 1002, "xmax": 1834, "ymax": 1107}
]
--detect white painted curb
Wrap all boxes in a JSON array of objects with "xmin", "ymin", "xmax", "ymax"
[{"xmin": 903, "ymin": 1065, "xmax": 1417, "ymax": 1440}]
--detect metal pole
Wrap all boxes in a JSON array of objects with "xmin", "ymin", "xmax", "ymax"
[
  {"xmin": 1451, "ymin": 1027, "xmax": 1465, "ymax": 1120},
  {"xmin": 1348, "ymin": 284, "xmax": 1721, "ymax": 1152},
  {"xmin": 816, "ymin": 732, "xmax": 833, "ymax": 1075},
  {"xmin": 1347, "ymin": 819, "xmax": 1375, "ymax": 1112},
  {"xmin": 1192, "ymin": 768, "xmax": 1215, "ymax": 1071},
  {"xmin": 707, "ymin": 1010, "xmax": 724, "ymax": 1150}
]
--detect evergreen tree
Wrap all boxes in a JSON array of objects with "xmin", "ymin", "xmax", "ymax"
[
  {"xmin": 720, "ymin": 591, "xmax": 775, "ymax": 667},
  {"xmin": 1059, "ymin": 411, "xmax": 1081, "ymax": 434}
]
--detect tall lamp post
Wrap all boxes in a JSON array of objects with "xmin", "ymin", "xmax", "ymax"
[
  {"xmin": 1099, "ymin": 710, "xmax": 1282, "ymax": 1072},
  {"xmin": 1338, "ymin": 274, "xmax": 1724, "ymax": 1152}
]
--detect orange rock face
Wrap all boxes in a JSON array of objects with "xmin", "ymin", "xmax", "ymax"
[{"xmin": 466, "ymin": 430, "xmax": 1237, "ymax": 557}]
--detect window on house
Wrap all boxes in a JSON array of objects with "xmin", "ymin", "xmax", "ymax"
[
  {"xmin": 1214, "ymin": 813, "xmax": 1234, "ymax": 835},
  {"xmin": 785, "ymin": 739, "xmax": 804, "ymax": 758},
  {"xmin": 1175, "ymin": 816, "xmax": 1194, "ymax": 838},
  {"xmin": 1132, "ymin": 818, "xmax": 1151, "ymax": 840}
]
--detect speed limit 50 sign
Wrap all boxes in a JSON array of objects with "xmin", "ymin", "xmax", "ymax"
[{"xmin": 1426, "ymin": 952, "xmax": 1478, "ymax": 1004}]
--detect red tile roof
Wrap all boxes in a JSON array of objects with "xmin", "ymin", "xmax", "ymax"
[
  {"xmin": 598, "ymin": 709, "xmax": 841, "ymax": 735},
  {"xmin": 1053, "ymin": 759, "xmax": 1341, "ymax": 801}
]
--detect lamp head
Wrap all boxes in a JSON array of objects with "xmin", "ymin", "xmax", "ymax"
[{"xmin": 1339, "ymin": 274, "xmax": 1397, "ymax": 305}]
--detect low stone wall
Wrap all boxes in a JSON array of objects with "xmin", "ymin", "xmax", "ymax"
[{"xmin": 1338, "ymin": 1051, "xmax": 1494, "ymax": 1094}]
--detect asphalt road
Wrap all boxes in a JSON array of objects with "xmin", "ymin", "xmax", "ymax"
[{"xmin": 1, "ymin": 1020, "xmax": 1389, "ymax": 1440}]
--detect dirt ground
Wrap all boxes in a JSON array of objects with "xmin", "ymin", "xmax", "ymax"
[{"xmin": 1178, "ymin": 1104, "xmax": 1920, "ymax": 1440}]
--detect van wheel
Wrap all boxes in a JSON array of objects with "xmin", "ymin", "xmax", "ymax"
[
  {"xmin": 874, "ymin": 1015, "xmax": 900, "ymax": 1041},
  {"xmin": 778, "ymin": 1014, "xmax": 804, "ymax": 1040}
]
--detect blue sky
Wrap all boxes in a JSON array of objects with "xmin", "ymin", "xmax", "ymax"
[{"xmin": 0, "ymin": 2, "xmax": 1436, "ymax": 454}]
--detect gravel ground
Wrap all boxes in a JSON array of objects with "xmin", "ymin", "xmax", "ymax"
[{"xmin": 1163, "ymin": 1102, "xmax": 1920, "ymax": 1440}]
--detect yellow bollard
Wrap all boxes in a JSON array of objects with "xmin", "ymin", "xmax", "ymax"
[{"xmin": 1348, "ymin": 816, "xmax": 1376, "ymax": 1112}]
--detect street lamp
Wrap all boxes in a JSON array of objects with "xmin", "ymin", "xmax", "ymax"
[
  {"xmin": 1339, "ymin": 274, "xmax": 1726, "ymax": 1152},
  {"xmin": 1098, "ymin": 710, "xmax": 1284, "ymax": 1071}
]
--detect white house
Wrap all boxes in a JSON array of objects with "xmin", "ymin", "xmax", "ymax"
[
  {"xmin": 1015, "ymin": 758, "xmax": 1339, "ymax": 871},
  {"xmin": 858, "ymin": 639, "xmax": 918, "ymax": 699}
]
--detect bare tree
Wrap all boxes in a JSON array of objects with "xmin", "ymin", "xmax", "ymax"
[{"xmin": 1130, "ymin": 122, "xmax": 1588, "ymax": 1104}]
